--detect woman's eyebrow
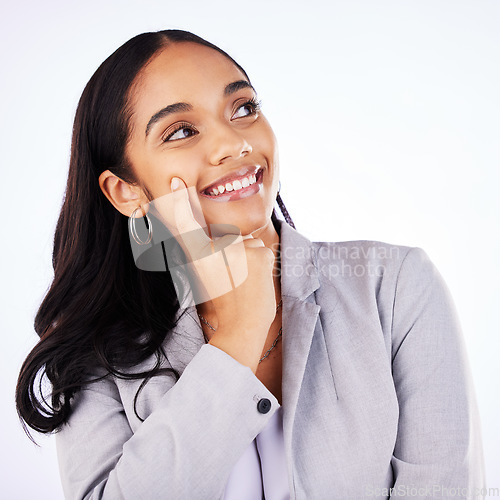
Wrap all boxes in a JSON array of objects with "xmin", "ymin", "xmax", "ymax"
[
  {"xmin": 224, "ymin": 80, "xmax": 255, "ymax": 96},
  {"xmin": 145, "ymin": 102, "xmax": 192, "ymax": 137},
  {"xmin": 145, "ymin": 80, "xmax": 255, "ymax": 137}
]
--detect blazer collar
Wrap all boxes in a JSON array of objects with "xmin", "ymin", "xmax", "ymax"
[
  {"xmin": 276, "ymin": 219, "xmax": 323, "ymax": 449},
  {"xmin": 277, "ymin": 218, "xmax": 320, "ymax": 300}
]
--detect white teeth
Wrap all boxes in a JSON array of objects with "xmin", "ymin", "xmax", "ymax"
[{"xmin": 207, "ymin": 171, "xmax": 260, "ymax": 196}]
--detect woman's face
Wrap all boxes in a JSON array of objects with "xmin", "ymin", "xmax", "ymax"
[{"xmin": 125, "ymin": 42, "xmax": 280, "ymax": 236}]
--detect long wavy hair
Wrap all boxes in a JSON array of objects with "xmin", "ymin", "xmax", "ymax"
[{"xmin": 15, "ymin": 29, "xmax": 295, "ymax": 441}]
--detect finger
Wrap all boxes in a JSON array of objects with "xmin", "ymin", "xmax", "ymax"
[
  {"xmin": 150, "ymin": 178, "xmax": 211, "ymax": 261},
  {"xmin": 171, "ymin": 178, "xmax": 207, "ymax": 238},
  {"xmin": 243, "ymin": 237, "xmax": 265, "ymax": 248}
]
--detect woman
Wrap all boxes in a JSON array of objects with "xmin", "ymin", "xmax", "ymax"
[{"xmin": 16, "ymin": 29, "xmax": 485, "ymax": 499}]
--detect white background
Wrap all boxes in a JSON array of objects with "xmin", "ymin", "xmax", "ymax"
[{"xmin": 1, "ymin": 0, "xmax": 498, "ymax": 497}]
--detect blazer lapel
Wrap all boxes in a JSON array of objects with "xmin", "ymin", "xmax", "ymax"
[
  {"xmin": 277, "ymin": 221, "xmax": 322, "ymax": 477},
  {"xmin": 281, "ymin": 297, "xmax": 321, "ymax": 438}
]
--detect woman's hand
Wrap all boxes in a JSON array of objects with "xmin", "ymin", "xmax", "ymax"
[{"xmin": 150, "ymin": 177, "xmax": 277, "ymax": 372}]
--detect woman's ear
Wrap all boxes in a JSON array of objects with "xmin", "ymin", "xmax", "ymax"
[{"xmin": 98, "ymin": 170, "xmax": 147, "ymax": 217}]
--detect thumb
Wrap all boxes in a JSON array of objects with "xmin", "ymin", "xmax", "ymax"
[{"xmin": 171, "ymin": 176, "xmax": 185, "ymax": 192}]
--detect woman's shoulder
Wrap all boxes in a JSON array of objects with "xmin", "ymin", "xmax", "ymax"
[
  {"xmin": 280, "ymin": 222, "xmax": 436, "ymax": 294},
  {"xmin": 310, "ymin": 238, "xmax": 438, "ymax": 297},
  {"xmin": 311, "ymin": 238, "xmax": 430, "ymax": 273},
  {"xmin": 313, "ymin": 239, "xmax": 414, "ymax": 263}
]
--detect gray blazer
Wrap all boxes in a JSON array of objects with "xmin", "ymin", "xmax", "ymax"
[{"xmin": 56, "ymin": 219, "xmax": 486, "ymax": 499}]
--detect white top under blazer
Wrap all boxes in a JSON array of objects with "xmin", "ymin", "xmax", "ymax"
[{"xmin": 223, "ymin": 406, "xmax": 290, "ymax": 500}]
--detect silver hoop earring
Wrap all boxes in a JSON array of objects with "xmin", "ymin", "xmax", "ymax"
[
  {"xmin": 278, "ymin": 180, "xmax": 281, "ymax": 195},
  {"xmin": 129, "ymin": 207, "xmax": 153, "ymax": 245}
]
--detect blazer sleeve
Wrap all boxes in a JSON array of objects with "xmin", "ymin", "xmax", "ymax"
[
  {"xmin": 55, "ymin": 343, "xmax": 280, "ymax": 500},
  {"xmin": 389, "ymin": 247, "xmax": 486, "ymax": 497}
]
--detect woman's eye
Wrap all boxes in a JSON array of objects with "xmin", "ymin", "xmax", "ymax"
[
  {"xmin": 163, "ymin": 125, "xmax": 197, "ymax": 142},
  {"xmin": 232, "ymin": 99, "xmax": 261, "ymax": 119}
]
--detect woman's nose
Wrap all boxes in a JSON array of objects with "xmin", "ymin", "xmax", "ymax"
[{"xmin": 207, "ymin": 124, "xmax": 253, "ymax": 165}]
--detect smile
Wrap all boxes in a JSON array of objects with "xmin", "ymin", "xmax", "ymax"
[{"xmin": 199, "ymin": 168, "xmax": 264, "ymax": 202}]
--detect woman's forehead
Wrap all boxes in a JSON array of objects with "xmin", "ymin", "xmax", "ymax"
[{"xmin": 130, "ymin": 42, "xmax": 246, "ymax": 106}]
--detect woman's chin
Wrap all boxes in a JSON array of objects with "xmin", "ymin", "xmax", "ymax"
[{"xmin": 205, "ymin": 211, "xmax": 270, "ymax": 237}]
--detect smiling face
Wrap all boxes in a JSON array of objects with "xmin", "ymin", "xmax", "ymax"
[{"xmin": 124, "ymin": 41, "xmax": 280, "ymax": 236}]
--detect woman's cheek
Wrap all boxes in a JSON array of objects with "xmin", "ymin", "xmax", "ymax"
[{"xmin": 254, "ymin": 120, "xmax": 278, "ymax": 159}]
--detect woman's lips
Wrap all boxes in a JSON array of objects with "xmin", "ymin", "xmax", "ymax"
[
  {"xmin": 199, "ymin": 168, "xmax": 264, "ymax": 202},
  {"xmin": 200, "ymin": 166, "xmax": 262, "ymax": 195}
]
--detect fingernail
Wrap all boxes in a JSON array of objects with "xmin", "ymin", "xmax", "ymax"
[{"xmin": 171, "ymin": 177, "xmax": 180, "ymax": 191}]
